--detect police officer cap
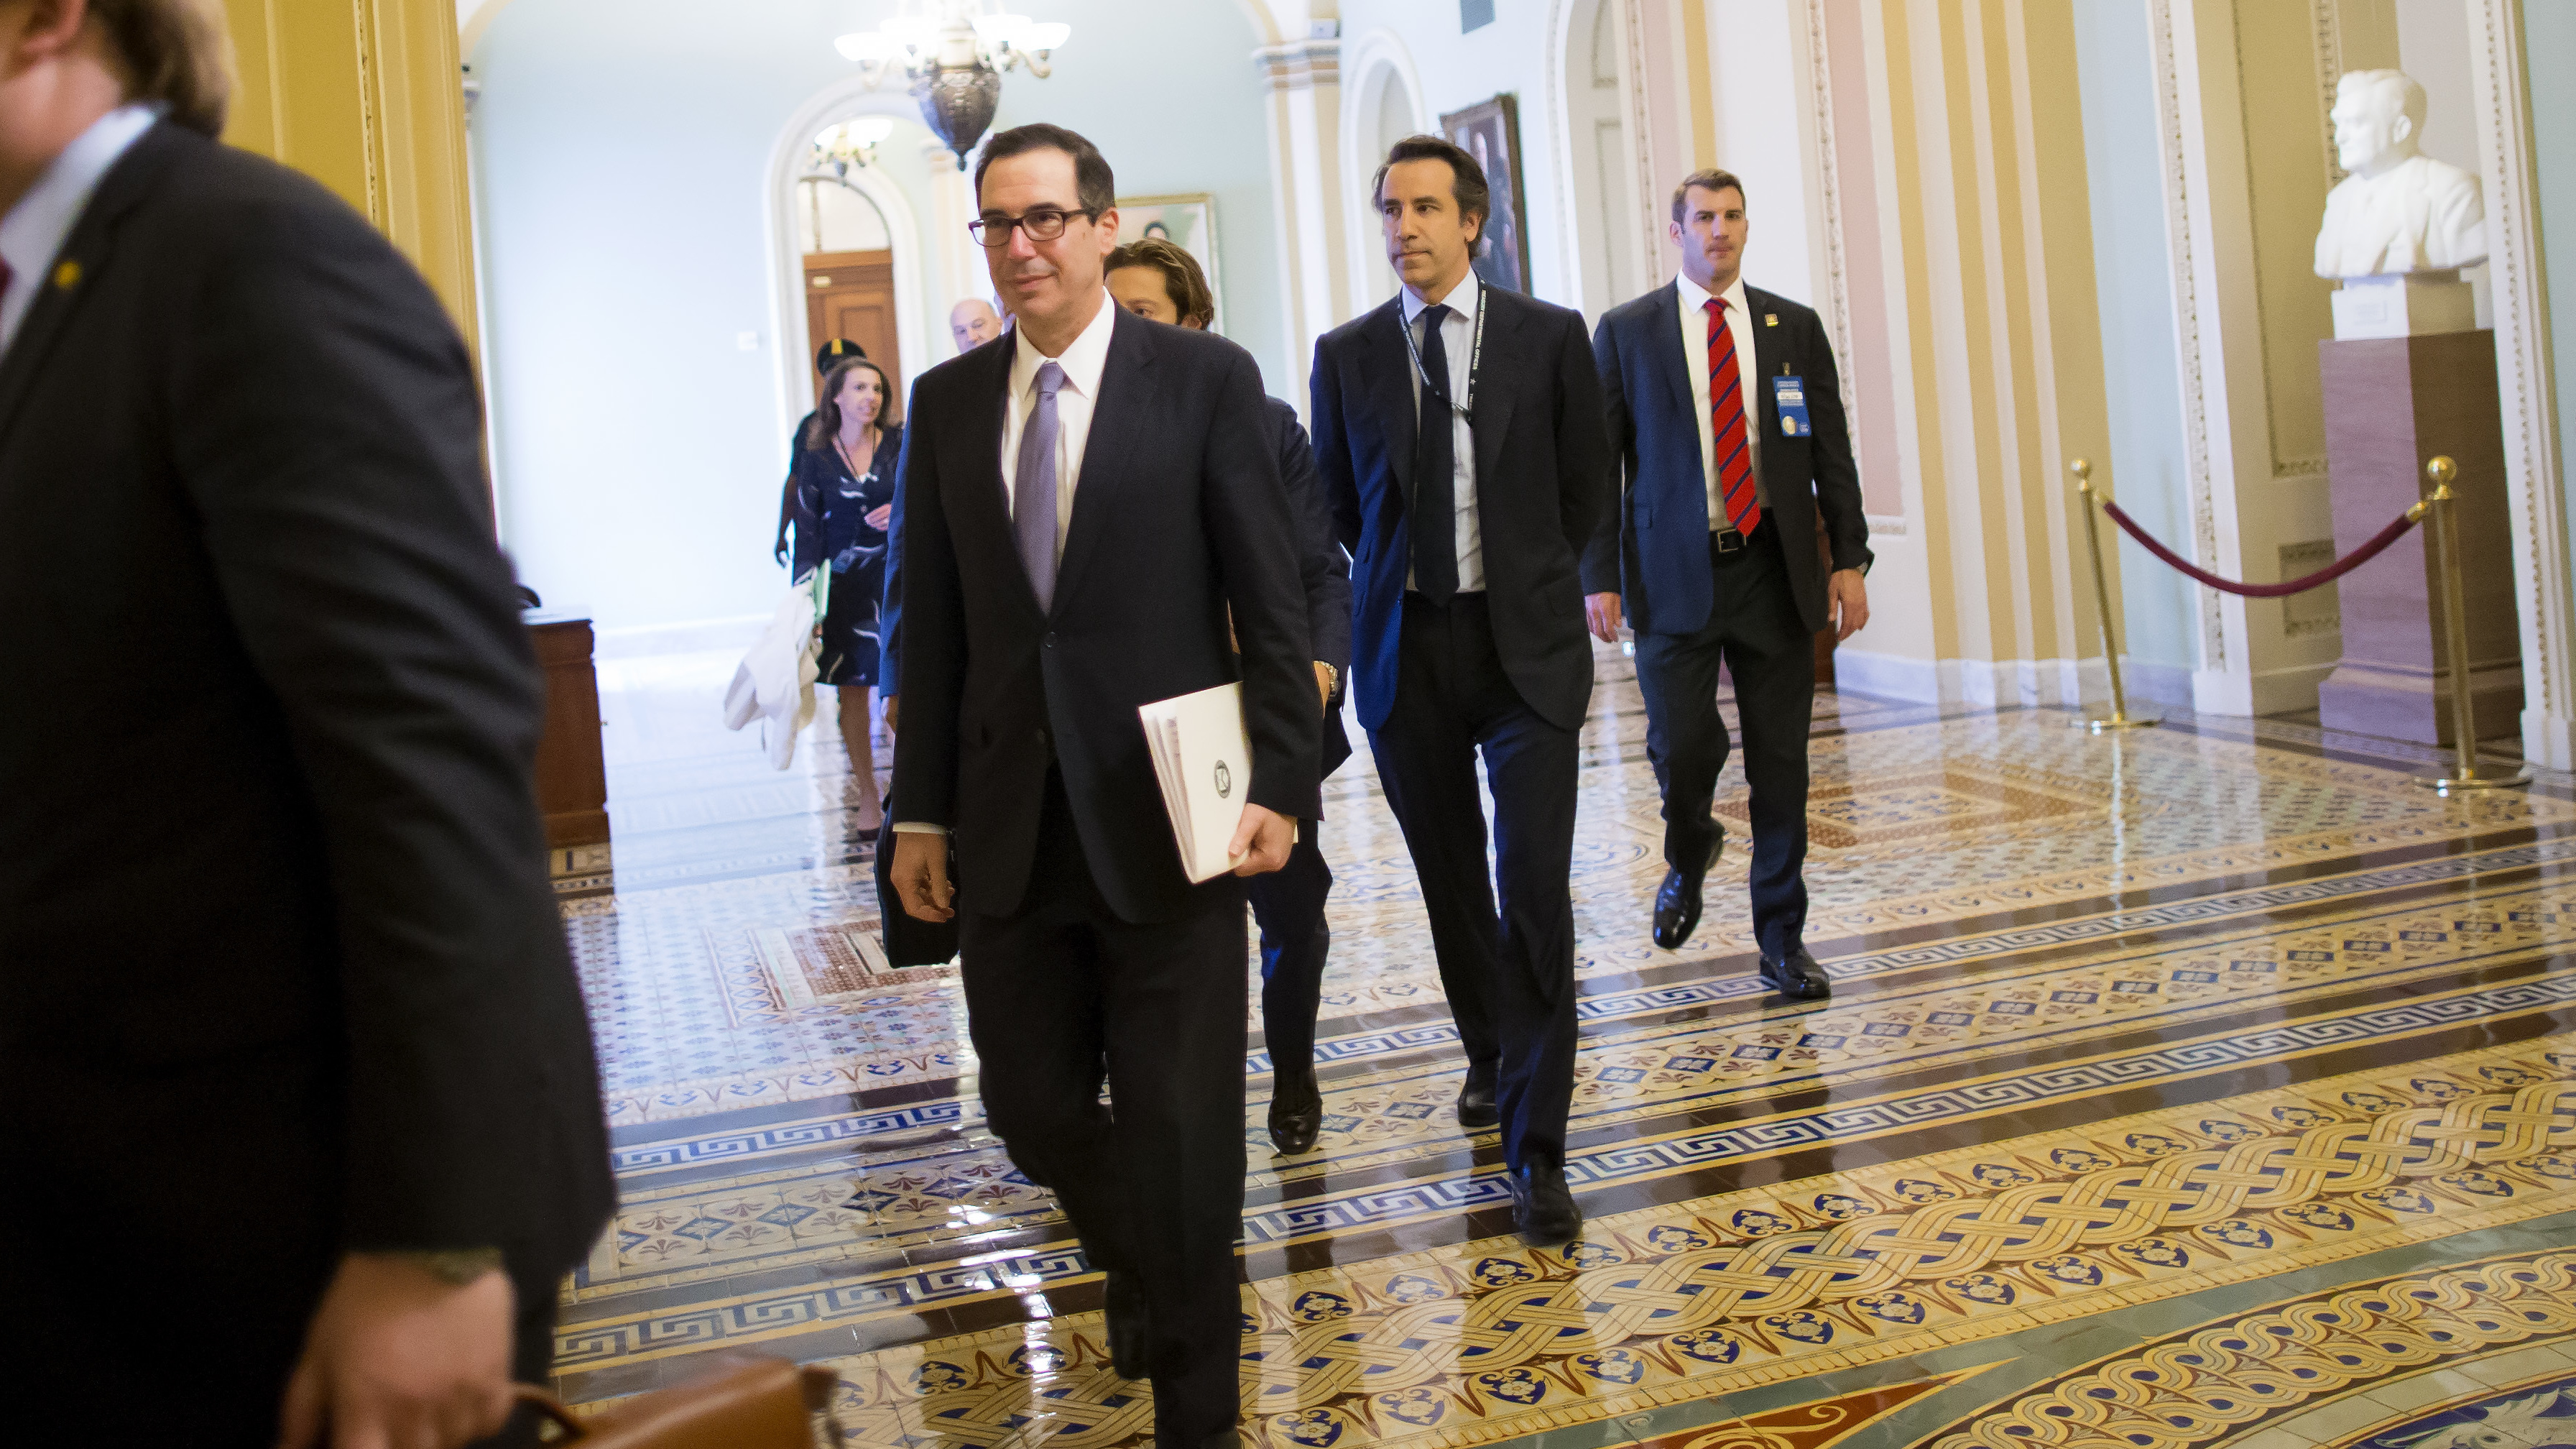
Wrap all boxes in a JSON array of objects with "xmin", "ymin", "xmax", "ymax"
[{"xmin": 816, "ymin": 338, "xmax": 868, "ymax": 374}]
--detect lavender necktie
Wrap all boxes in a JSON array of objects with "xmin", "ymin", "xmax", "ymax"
[{"xmin": 1013, "ymin": 361, "xmax": 1067, "ymax": 609}]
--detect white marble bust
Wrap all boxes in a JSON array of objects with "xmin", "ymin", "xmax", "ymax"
[{"xmin": 2313, "ymin": 69, "xmax": 2486, "ymax": 279}]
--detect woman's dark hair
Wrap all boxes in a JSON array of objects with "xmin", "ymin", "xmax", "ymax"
[
  {"xmin": 1372, "ymin": 134, "xmax": 1490, "ymax": 239},
  {"xmin": 974, "ymin": 123, "xmax": 1115, "ymax": 216},
  {"xmin": 803, "ymin": 356, "xmax": 899, "ymax": 451},
  {"xmin": 1106, "ymin": 238, "xmax": 1215, "ymax": 328}
]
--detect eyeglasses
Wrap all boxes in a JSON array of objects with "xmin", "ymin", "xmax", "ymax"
[{"xmin": 968, "ymin": 207, "xmax": 1097, "ymax": 248}]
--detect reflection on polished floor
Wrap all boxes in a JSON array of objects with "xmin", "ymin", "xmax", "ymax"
[{"xmin": 559, "ymin": 644, "xmax": 2576, "ymax": 1449}]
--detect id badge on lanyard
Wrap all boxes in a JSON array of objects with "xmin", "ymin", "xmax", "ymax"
[{"xmin": 1772, "ymin": 374, "xmax": 1811, "ymax": 438}]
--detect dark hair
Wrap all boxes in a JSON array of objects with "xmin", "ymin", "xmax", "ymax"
[
  {"xmin": 1372, "ymin": 134, "xmax": 1491, "ymax": 239},
  {"xmin": 974, "ymin": 123, "xmax": 1115, "ymax": 216},
  {"xmin": 1105, "ymin": 238, "xmax": 1215, "ymax": 328},
  {"xmin": 1671, "ymin": 168, "xmax": 1748, "ymax": 224},
  {"xmin": 93, "ymin": 0, "xmax": 232, "ymax": 137},
  {"xmin": 803, "ymin": 356, "xmax": 899, "ymax": 450}
]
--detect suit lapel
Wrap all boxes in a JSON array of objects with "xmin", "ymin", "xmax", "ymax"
[
  {"xmin": 0, "ymin": 124, "xmax": 177, "ymax": 449},
  {"xmin": 1745, "ymin": 285, "xmax": 1785, "ymax": 444},
  {"xmin": 1646, "ymin": 280, "xmax": 1692, "ymax": 420},
  {"xmin": 1050, "ymin": 307, "xmax": 1150, "ymax": 610},
  {"xmin": 1362, "ymin": 300, "xmax": 1416, "ymax": 507},
  {"xmin": 1467, "ymin": 290, "xmax": 1519, "ymax": 495},
  {"xmin": 949, "ymin": 336, "xmax": 1035, "ymax": 610}
]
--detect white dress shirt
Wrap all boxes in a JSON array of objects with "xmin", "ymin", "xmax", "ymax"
[
  {"xmin": 0, "ymin": 103, "xmax": 156, "ymax": 358},
  {"xmin": 894, "ymin": 291, "xmax": 1119, "ymax": 838},
  {"xmin": 1674, "ymin": 270, "xmax": 1770, "ymax": 523},
  {"xmin": 1000, "ymin": 289, "xmax": 1117, "ymax": 560},
  {"xmin": 1400, "ymin": 268, "xmax": 1485, "ymax": 594}
]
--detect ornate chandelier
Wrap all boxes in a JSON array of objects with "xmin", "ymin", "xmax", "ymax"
[
  {"xmin": 809, "ymin": 116, "xmax": 897, "ymax": 178},
  {"xmin": 834, "ymin": 2, "xmax": 1071, "ymax": 170}
]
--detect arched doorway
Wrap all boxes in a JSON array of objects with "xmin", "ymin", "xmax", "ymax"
[
  {"xmin": 1340, "ymin": 31, "xmax": 1428, "ymax": 313},
  {"xmin": 1556, "ymin": 0, "xmax": 1652, "ymax": 321},
  {"xmin": 796, "ymin": 157, "xmax": 900, "ymax": 410}
]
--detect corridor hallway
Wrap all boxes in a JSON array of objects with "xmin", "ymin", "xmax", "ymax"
[{"xmin": 555, "ymin": 645, "xmax": 2576, "ymax": 1449}]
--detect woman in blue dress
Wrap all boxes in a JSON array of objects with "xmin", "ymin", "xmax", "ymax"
[{"xmin": 777, "ymin": 352, "xmax": 902, "ymax": 826}]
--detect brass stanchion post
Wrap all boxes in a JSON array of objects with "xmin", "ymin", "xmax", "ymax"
[
  {"xmin": 2070, "ymin": 459, "xmax": 2155, "ymax": 733},
  {"xmin": 2414, "ymin": 455, "xmax": 2531, "ymax": 791}
]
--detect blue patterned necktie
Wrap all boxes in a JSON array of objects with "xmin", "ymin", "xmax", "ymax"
[
  {"xmin": 1013, "ymin": 361, "xmax": 1066, "ymax": 609},
  {"xmin": 1412, "ymin": 303, "xmax": 1458, "ymax": 604}
]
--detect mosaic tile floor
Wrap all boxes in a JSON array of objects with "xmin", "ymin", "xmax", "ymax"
[{"xmin": 559, "ymin": 643, "xmax": 2576, "ymax": 1449}]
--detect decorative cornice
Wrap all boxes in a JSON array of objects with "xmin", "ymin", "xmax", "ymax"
[{"xmin": 1252, "ymin": 39, "xmax": 1339, "ymax": 91}]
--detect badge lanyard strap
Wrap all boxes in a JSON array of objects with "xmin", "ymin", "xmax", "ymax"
[{"xmin": 1400, "ymin": 281, "xmax": 1487, "ymax": 422}]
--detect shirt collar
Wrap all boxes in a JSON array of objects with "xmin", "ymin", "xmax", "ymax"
[
  {"xmin": 1402, "ymin": 266, "xmax": 1480, "ymax": 326},
  {"xmin": 1675, "ymin": 270, "xmax": 1749, "ymax": 316},
  {"xmin": 1011, "ymin": 289, "xmax": 1117, "ymax": 400},
  {"xmin": 0, "ymin": 103, "xmax": 157, "ymax": 294}
]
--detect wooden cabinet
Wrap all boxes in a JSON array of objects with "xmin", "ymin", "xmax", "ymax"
[{"xmin": 526, "ymin": 612, "xmax": 609, "ymax": 848}]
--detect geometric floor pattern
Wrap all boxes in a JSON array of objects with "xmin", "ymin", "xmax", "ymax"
[{"xmin": 558, "ymin": 640, "xmax": 2576, "ymax": 1449}]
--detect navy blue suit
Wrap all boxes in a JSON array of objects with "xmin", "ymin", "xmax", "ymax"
[
  {"xmin": 1590, "ymin": 281, "xmax": 1870, "ymax": 962},
  {"xmin": 1247, "ymin": 397, "xmax": 1352, "ymax": 1083},
  {"xmin": 1311, "ymin": 286, "xmax": 1610, "ymax": 1176}
]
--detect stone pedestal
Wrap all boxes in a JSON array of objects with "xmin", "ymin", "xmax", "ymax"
[
  {"xmin": 2330, "ymin": 272, "xmax": 2475, "ymax": 339},
  {"xmin": 2316, "ymin": 331, "xmax": 2523, "ymax": 745}
]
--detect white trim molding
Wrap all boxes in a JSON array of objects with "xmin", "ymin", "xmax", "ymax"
[
  {"xmin": 1336, "ymin": 27, "xmax": 1428, "ymax": 321},
  {"xmin": 2467, "ymin": 0, "xmax": 2576, "ymax": 768},
  {"xmin": 762, "ymin": 85, "xmax": 934, "ymax": 461}
]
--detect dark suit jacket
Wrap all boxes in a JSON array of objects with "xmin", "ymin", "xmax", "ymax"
[
  {"xmin": 1309, "ymin": 287, "xmax": 1612, "ymax": 734},
  {"xmin": 1266, "ymin": 395, "xmax": 1354, "ymax": 782},
  {"xmin": 890, "ymin": 308, "xmax": 1319, "ymax": 924},
  {"xmin": 1589, "ymin": 281, "xmax": 1873, "ymax": 635},
  {"xmin": 0, "ymin": 125, "xmax": 614, "ymax": 1314}
]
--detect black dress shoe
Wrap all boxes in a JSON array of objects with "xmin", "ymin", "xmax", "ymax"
[
  {"xmin": 1268, "ymin": 1066, "xmax": 1324, "ymax": 1155},
  {"xmin": 1505, "ymin": 1163, "xmax": 1584, "ymax": 1246},
  {"xmin": 1651, "ymin": 828, "xmax": 1726, "ymax": 949},
  {"xmin": 1456, "ymin": 1059, "xmax": 1500, "ymax": 1129},
  {"xmin": 1758, "ymin": 947, "xmax": 1833, "ymax": 999},
  {"xmin": 1104, "ymin": 1269, "xmax": 1150, "ymax": 1379}
]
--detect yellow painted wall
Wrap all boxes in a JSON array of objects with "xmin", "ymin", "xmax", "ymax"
[{"xmin": 218, "ymin": 0, "xmax": 478, "ymax": 347}]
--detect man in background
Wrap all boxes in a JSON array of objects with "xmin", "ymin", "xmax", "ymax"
[
  {"xmin": 950, "ymin": 294, "xmax": 1005, "ymax": 351},
  {"xmin": 0, "ymin": 1, "xmax": 613, "ymax": 1445},
  {"xmin": 887, "ymin": 124, "xmax": 1315, "ymax": 1448},
  {"xmin": 1587, "ymin": 169, "xmax": 1870, "ymax": 995},
  {"xmin": 1106, "ymin": 236, "xmax": 1351, "ymax": 1157},
  {"xmin": 1308, "ymin": 135, "xmax": 1610, "ymax": 1246}
]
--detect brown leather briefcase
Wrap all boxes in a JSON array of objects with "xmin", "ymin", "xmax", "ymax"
[{"xmin": 517, "ymin": 1360, "xmax": 842, "ymax": 1447}]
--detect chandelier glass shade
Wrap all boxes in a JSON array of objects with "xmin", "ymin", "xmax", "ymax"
[
  {"xmin": 833, "ymin": 1, "xmax": 1069, "ymax": 170},
  {"xmin": 809, "ymin": 116, "xmax": 898, "ymax": 177}
]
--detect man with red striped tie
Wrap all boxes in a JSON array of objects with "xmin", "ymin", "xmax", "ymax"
[{"xmin": 1584, "ymin": 168, "xmax": 1873, "ymax": 995}]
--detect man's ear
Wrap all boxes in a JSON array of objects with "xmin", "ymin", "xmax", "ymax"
[
  {"xmin": 11, "ymin": 0, "xmax": 93, "ymax": 60},
  {"xmin": 2392, "ymin": 113, "xmax": 2416, "ymax": 147}
]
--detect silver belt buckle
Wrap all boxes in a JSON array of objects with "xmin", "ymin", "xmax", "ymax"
[{"xmin": 1714, "ymin": 528, "xmax": 1746, "ymax": 555}]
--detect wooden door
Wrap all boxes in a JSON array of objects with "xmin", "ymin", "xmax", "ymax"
[{"xmin": 803, "ymin": 249, "xmax": 901, "ymax": 409}]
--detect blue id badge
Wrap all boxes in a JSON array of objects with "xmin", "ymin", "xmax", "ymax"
[{"xmin": 1772, "ymin": 374, "xmax": 1812, "ymax": 438}]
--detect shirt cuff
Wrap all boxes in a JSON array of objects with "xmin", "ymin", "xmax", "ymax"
[{"xmin": 892, "ymin": 822, "xmax": 949, "ymax": 835}]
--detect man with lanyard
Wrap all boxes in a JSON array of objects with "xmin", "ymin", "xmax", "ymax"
[{"xmin": 1308, "ymin": 134, "xmax": 1611, "ymax": 1245}]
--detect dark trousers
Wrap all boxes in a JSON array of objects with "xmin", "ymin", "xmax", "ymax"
[
  {"xmin": 1365, "ymin": 592, "xmax": 1580, "ymax": 1174},
  {"xmin": 1248, "ymin": 820, "xmax": 1331, "ymax": 1076},
  {"xmin": 957, "ymin": 770, "xmax": 1247, "ymax": 1445},
  {"xmin": 1633, "ymin": 524, "xmax": 1818, "ymax": 963}
]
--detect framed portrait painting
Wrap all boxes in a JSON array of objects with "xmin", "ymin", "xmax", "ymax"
[
  {"xmin": 1438, "ymin": 94, "xmax": 1533, "ymax": 293},
  {"xmin": 1114, "ymin": 193, "xmax": 1222, "ymax": 328}
]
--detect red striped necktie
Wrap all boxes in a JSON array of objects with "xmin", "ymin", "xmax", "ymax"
[{"xmin": 1704, "ymin": 297, "xmax": 1760, "ymax": 538}]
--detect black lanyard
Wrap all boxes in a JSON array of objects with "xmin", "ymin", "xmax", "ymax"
[{"xmin": 1400, "ymin": 280, "xmax": 1487, "ymax": 422}]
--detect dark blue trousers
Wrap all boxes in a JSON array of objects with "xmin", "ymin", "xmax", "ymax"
[
  {"xmin": 1365, "ymin": 593, "xmax": 1580, "ymax": 1174},
  {"xmin": 1248, "ymin": 822, "xmax": 1333, "ymax": 1075},
  {"xmin": 1631, "ymin": 523, "xmax": 1817, "ymax": 964}
]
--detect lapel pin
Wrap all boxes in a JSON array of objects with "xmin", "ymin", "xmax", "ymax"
[
  {"xmin": 53, "ymin": 259, "xmax": 81, "ymax": 289},
  {"xmin": 1764, "ymin": 313, "xmax": 1778, "ymax": 326}
]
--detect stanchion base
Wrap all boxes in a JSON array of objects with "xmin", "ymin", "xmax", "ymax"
[
  {"xmin": 2083, "ymin": 716, "xmax": 2159, "ymax": 734},
  {"xmin": 2413, "ymin": 767, "xmax": 2533, "ymax": 793}
]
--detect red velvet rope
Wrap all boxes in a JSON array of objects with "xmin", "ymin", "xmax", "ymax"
[{"xmin": 2100, "ymin": 499, "xmax": 2421, "ymax": 599}]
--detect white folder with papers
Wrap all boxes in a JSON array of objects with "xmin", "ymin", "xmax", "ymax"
[{"xmin": 1139, "ymin": 681, "xmax": 1257, "ymax": 883}]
